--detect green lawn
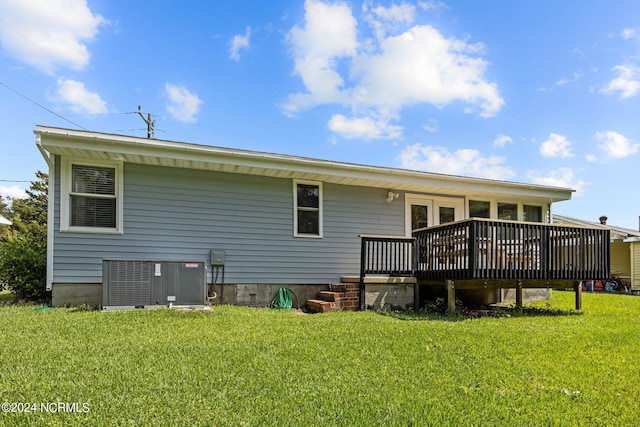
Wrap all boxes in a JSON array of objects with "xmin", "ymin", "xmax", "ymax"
[{"xmin": 0, "ymin": 292, "xmax": 639, "ymax": 426}]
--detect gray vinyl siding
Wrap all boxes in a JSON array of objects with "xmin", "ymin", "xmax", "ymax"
[{"xmin": 51, "ymin": 159, "xmax": 405, "ymax": 284}]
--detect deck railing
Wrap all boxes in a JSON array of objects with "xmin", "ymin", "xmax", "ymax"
[
  {"xmin": 358, "ymin": 219, "xmax": 610, "ymax": 285},
  {"xmin": 359, "ymin": 235, "xmax": 415, "ymax": 277},
  {"xmin": 358, "ymin": 234, "xmax": 416, "ymax": 310},
  {"xmin": 413, "ymin": 218, "xmax": 610, "ymax": 281}
]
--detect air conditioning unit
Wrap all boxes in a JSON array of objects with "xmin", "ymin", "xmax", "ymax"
[{"xmin": 102, "ymin": 260, "xmax": 206, "ymax": 309}]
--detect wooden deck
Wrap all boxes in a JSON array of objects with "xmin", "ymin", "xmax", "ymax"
[{"xmin": 359, "ymin": 218, "xmax": 610, "ymax": 312}]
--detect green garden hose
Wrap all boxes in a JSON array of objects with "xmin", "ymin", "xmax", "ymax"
[{"xmin": 269, "ymin": 287, "xmax": 299, "ymax": 310}]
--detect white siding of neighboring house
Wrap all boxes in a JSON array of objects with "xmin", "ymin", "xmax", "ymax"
[
  {"xmin": 0, "ymin": 214, "xmax": 11, "ymax": 225},
  {"xmin": 631, "ymin": 242, "xmax": 640, "ymax": 290},
  {"xmin": 610, "ymin": 241, "xmax": 631, "ymax": 280}
]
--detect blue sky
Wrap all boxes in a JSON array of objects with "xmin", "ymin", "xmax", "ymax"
[{"xmin": 1, "ymin": 0, "xmax": 639, "ymax": 228}]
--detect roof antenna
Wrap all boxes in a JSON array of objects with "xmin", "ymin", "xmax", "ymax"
[{"xmin": 128, "ymin": 105, "xmax": 155, "ymax": 138}]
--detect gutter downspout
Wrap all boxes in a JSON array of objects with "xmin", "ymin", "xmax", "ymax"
[{"xmin": 36, "ymin": 135, "xmax": 55, "ymax": 292}]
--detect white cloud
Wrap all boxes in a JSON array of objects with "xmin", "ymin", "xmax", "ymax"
[
  {"xmin": 621, "ymin": 28, "xmax": 637, "ymax": 40},
  {"xmin": 423, "ymin": 118, "xmax": 438, "ymax": 132},
  {"xmin": 493, "ymin": 134, "xmax": 513, "ymax": 148},
  {"xmin": 585, "ymin": 154, "xmax": 597, "ymax": 162},
  {"xmin": 397, "ymin": 144, "xmax": 515, "ymax": 180},
  {"xmin": 540, "ymin": 133, "xmax": 573, "ymax": 158},
  {"xmin": 601, "ymin": 65, "xmax": 640, "ymax": 99},
  {"xmin": 352, "ymin": 26, "xmax": 502, "ymax": 115},
  {"xmin": 0, "ymin": 0, "xmax": 106, "ymax": 73},
  {"xmin": 555, "ymin": 71, "xmax": 582, "ymax": 87},
  {"xmin": 284, "ymin": 0, "xmax": 503, "ymax": 140},
  {"xmin": 0, "ymin": 184, "xmax": 27, "ymax": 199},
  {"xmin": 364, "ymin": 2, "xmax": 416, "ymax": 40},
  {"xmin": 164, "ymin": 83, "xmax": 202, "ymax": 123},
  {"xmin": 284, "ymin": 0, "xmax": 357, "ymax": 114},
  {"xmin": 418, "ymin": 1, "xmax": 448, "ymax": 12},
  {"xmin": 55, "ymin": 78, "xmax": 107, "ymax": 114},
  {"xmin": 230, "ymin": 26, "xmax": 251, "ymax": 61},
  {"xmin": 595, "ymin": 131, "xmax": 640, "ymax": 158},
  {"xmin": 537, "ymin": 71, "xmax": 582, "ymax": 92},
  {"xmin": 528, "ymin": 168, "xmax": 586, "ymax": 194},
  {"xmin": 327, "ymin": 114, "xmax": 402, "ymax": 139}
]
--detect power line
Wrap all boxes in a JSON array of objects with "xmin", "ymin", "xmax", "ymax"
[
  {"xmin": 0, "ymin": 179, "xmax": 31, "ymax": 183},
  {"xmin": 127, "ymin": 106, "xmax": 155, "ymax": 138},
  {"xmin": 0, "ymin": 80, "xmax": 89, "ymax": 131}
]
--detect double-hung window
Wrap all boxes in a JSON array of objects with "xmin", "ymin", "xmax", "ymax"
[
  {"xmin": 294, "ymin": 180, "xmax": 322, "ymax": 238},
  {"xmin": 61, "ymin": 158, "xmax": 123, "ymax": 233}
]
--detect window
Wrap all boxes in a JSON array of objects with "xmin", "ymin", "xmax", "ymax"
[
  {"xmin": 498, "ymin": 203, "xmax": 517, "ymax": 220},
  {"xmin": 439, "ymin": 206, "xmax": 455, "ymax": 224},
  {"xmin": 411, "ymin": 205, "xmax": 428, "ymax": 231},
  {"xmin": 523, "ymin": 205, "xmax": 542, "ymax": 222},
  {"xmin": 469, "ymin": 200, "xmax": 490, "ymax": 218},
  {"xmin": 61, "ymin": 158, "xmax": 122, "ymax": 233},
  {"xmin": 294, "ymin": 180, "xmax": 322, "ymax": 237}
]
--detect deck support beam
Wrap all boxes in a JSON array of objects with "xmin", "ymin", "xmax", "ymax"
[
  {"xmin": 515, "ymin": 281, "xmax": 523, "ymax": 313},
  {"xmin": 446, "ymin": 280, "xmax": 456, "ymax": 314},
  {"xmin": 574, "ymin": 281, "xmax": 582, "ymax": 310}
]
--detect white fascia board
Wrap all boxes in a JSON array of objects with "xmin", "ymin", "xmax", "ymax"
[{"xmin": 35, "ymin": 126, "xmax": 574, "ymax": 202}]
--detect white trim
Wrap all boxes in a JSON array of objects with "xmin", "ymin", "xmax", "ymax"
[
  {"xmin": 433, "ymin": 197, "xmax": 464, "ymax": 224},
  {"xmin": 293, "ymin": 179, "xmax": 323, "ymax": 238},
  {"xmin": 34, "ymin": 126, "xmax": 574, "ymax": 204},
  {"xmin": 46, "ymin": 157, "xmax": 55, "ymax": 291},
  {"xmin": 60, "ymin": 157, "xmax": 123, "ymax": 234},
  {"xmin": 405, "ymin": 194, "xmax": 433, "ymax": 236},
  {"xmin": 405, "ymin": 194, "xmax": 465, "ymax": 236}
]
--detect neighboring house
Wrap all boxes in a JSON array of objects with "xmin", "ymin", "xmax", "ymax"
[
  {"xmin": 35, "ymin": 126, "xmax": 608, "ymax": 309},
  {"xmin": 0, "ymin": 214, "xmax": 11, "ymax": 226},
  {"xmin": 554, "ymin": 214, "xmax": 640, "ymax": 291}
]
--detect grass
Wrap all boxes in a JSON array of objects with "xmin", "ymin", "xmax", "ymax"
[{"xmin": 0, "ymin": 292, "xmax": 639, "ymax": 426}]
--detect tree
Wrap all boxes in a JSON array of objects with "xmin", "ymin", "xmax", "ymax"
[
  {"xmin": 0, "ymin": 172, "xmax": 48, "ymax": 301},
  {"xmin": 0, "ymin": 195, "xmax": 10, "ymax": 244}
]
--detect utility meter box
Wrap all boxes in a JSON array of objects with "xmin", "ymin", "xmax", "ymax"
[
  {"xmin": 102, "ymin": 260, "xmax": 206, "ymax": 308},
  {"xmin": 210, "ymin": 249, "xmax": 226, "ymax": 266}
]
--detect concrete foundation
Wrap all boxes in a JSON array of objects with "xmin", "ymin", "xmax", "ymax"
[
  {"xmin": 51, "ymin": 283, "xmax": 102, "ymax": 307},
  {"xmin": 365, "ymin": 283, "xmax": 414, "ymax": 310},
  {"xmin": 501, "ymin": 288, "xmax": 551, "ymax": 303},
  {"xmin": 209, "ymin": 283, "xmax": 328, "ymax": 308}
]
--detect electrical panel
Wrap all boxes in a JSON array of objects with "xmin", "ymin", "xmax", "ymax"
[
  {"xmin": 210, "ymin": 249, "xmax": 226, "ymax": 266},
  {"xmin": 103, "ymin": 260, "xmax": 206, "ymax": 308}
]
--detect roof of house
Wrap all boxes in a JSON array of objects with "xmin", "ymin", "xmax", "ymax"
[
  {"xmin": 553, "ymin": 214, "xmax": 640, "ymax": 242},
  {"xmin": 35, "ymin": 125, "xmax": 574, "ymax": 204},
  {"xmin": 0, "ymin": 214, "xmax": 11, "ymax": 225}
]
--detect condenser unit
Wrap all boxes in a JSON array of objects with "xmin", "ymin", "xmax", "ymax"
[{"xmin": 102, "ymin": 259, "xmax": 206, "ymax": 309}]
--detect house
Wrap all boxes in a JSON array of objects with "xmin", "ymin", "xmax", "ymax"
[
  {"xmin": 35, "ymin": 126, "xmax": 608, "ymax": 310},
  {"xmin": 554, "ymin": 214, "xmax": 640, "ymax": 291},
  {"xmin": 0, "ymin": 214, "xmax": 11, "ymax": 226}
]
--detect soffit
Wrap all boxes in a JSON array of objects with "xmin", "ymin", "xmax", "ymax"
[{"xmin": 35, "ymin": 126, "xmax": 573, "ymax": 204}]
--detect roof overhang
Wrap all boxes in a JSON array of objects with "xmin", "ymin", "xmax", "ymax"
[{"xmin": 35, "ymin": 126, "xmax": 574, "ymax": 204}]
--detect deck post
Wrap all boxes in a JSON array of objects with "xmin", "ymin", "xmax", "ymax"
[
  {"xmin": 574, "ymin": 281, "xmax": 582, "ymax": 310},
  {"xmin": 446, "ymin": 280, "xmax": 456, "ymax": 314},
  {"xmin": 515, "ymin": 281, "xmax": 523, "ymax": 312}
]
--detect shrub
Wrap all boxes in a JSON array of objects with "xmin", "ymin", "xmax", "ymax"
[
  {"xmin": 0, "ymin": 171, "xmax": 48, "ymax": 301},
  {"xmin": 0, "ymin": 231, "xmax": 47, "ymax": 301}
]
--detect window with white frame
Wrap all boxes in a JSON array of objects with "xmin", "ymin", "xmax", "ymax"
[
  {"xmin": 294, "ymin": 180, "xmax": 322, "ymax": 237},
  {"xmin": 61, "ymin": 158, "xmax": 122, "ymax": 233}
]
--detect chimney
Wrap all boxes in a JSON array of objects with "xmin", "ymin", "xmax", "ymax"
[{"xmin": 599, "ymin": 215, "xmax": 607, "ymax": 225}]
